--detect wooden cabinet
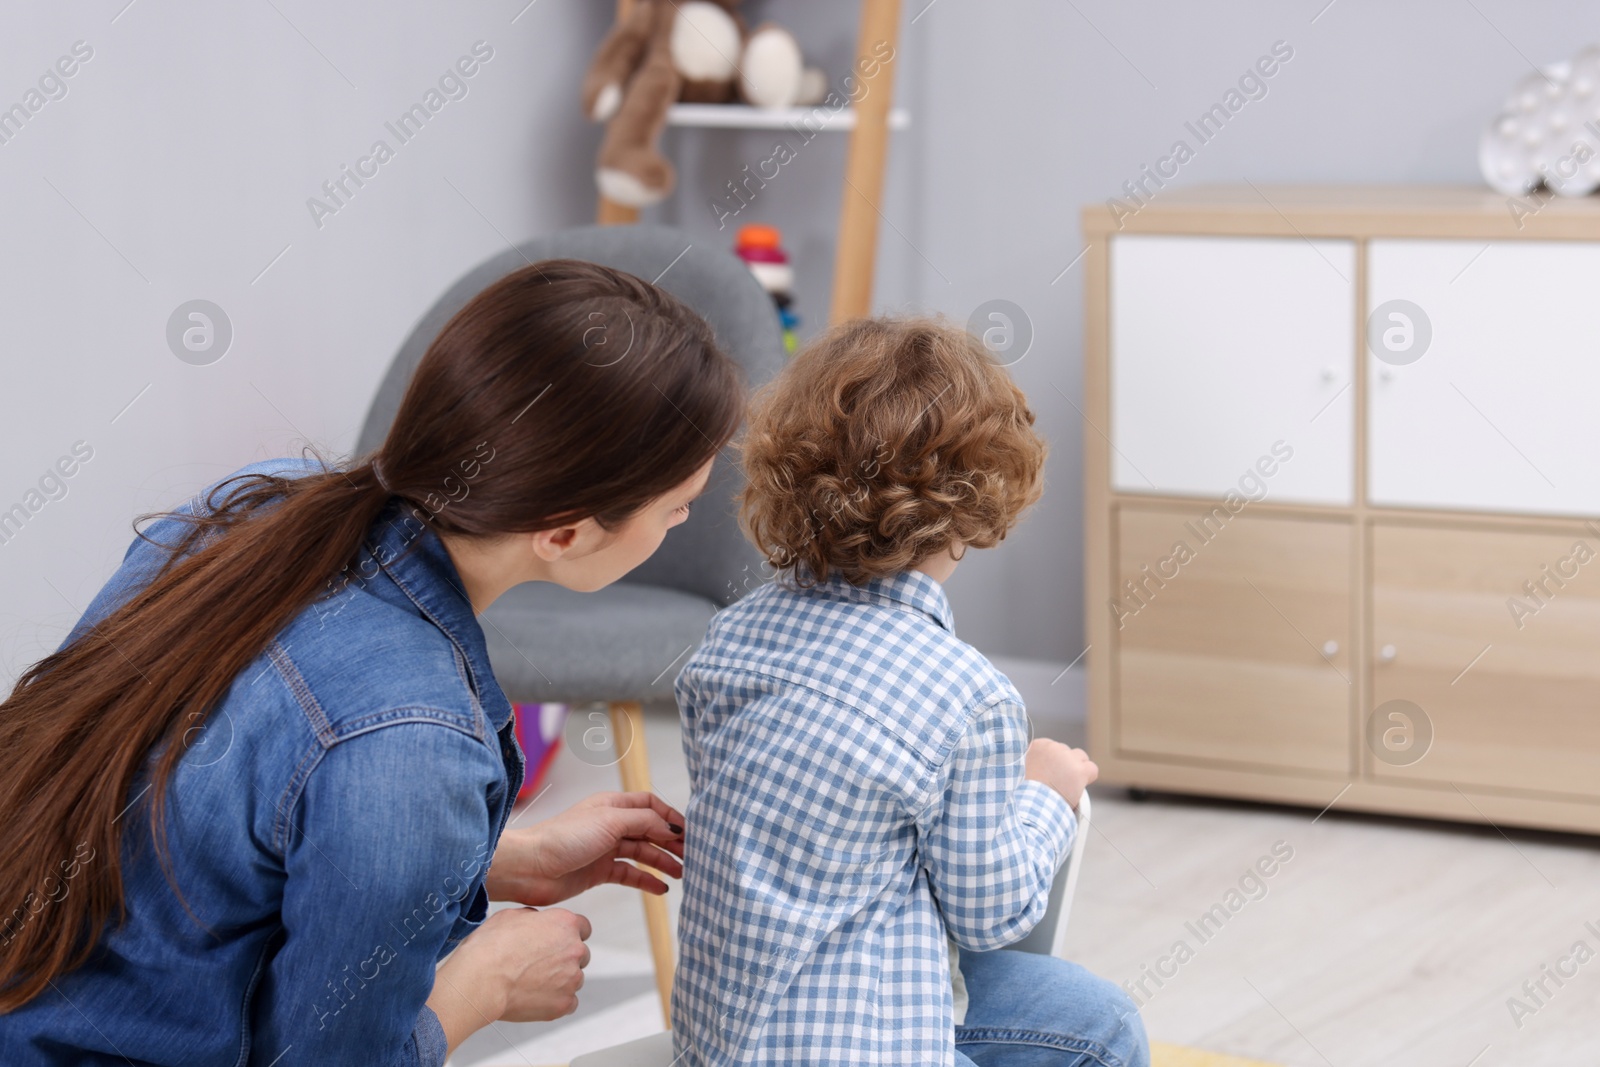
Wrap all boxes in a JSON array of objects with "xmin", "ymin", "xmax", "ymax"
[
  {"xmin": 1115, "ymin": 506, "xmax": 1352, "ymax": 774},
  {"xmin": 1083, "ymin": 186, "xmax": 1600, "ymax": 835}
]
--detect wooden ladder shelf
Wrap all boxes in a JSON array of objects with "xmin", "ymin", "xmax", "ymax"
[{"xmin": 596, "ymin": 0, "xmax": 903, "ymax": 324}]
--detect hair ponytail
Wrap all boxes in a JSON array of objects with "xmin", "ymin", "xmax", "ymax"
[{"xmin": 0, "ymin": 260, "xmax": 744, "ymax": 1009}]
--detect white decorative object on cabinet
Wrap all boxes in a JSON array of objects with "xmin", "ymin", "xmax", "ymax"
[{"xmin": 1478, "ymin": 44, "xmax": 1600, "ymax": 197}]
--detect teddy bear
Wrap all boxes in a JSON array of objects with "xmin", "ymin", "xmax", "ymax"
[{"xmin": 582, "ymin": 0, "xmax": 825, "ymax": 208}]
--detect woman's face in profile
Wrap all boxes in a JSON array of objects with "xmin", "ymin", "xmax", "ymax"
[{"xmin": 553, "ymin": 456, "xmax": 715, "ymax": 592}]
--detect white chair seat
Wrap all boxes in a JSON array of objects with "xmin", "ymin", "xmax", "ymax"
[{"xmin": 569, "ymin": 1030, "xmax": 675, "ymax": 1066}]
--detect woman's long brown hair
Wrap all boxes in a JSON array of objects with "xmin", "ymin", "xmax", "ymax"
[{"xmin": 0, "ymin": 259, "xmax": 745, "ymax": 1010}]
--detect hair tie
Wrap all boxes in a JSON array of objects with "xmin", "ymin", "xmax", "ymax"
[{"xmin": 371, "ymin": 458, "xmax": 393, "ymax": 494}]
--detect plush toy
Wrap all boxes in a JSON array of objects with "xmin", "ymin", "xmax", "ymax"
[{"xmin": 582, "ymin": 1, "xmax": 826, "ymax": 208}]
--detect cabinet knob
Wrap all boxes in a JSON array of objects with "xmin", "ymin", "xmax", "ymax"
[
  {"xmin": 1321, "ymin": 366, "xmax": 1338, "ymax": 382},
  {"xmin": 1379, "ymin": 643, "xmax": 1397, "ymax": 662},
  {"xmin": 1322, "ymin": 639, "xmax": 1339, "ymax": 658},
  {"xmin": 1379, "ymin": 368, "xmax": 1396, "ymax": 383}
]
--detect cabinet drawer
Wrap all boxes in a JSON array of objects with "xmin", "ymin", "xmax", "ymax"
[
  {"xmin": 1110, "ymin": 235, "xmax": 1354, "ymax": 506},
  {"xmin": 1370, "ymin": 521, "xmax": 1600, "ymax": 799},
  {"xmin": 1113, "ymin": 505, "xmax": 1353, "ymax": 774},
  {"xmin": 1369, "ymin": 239, "xmax": 1600, "ymax": 517}
]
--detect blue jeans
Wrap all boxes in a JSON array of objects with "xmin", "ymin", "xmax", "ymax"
[{"xmin": 953, "ymin": 948, "xmax": 1150, "ymax": 1067}]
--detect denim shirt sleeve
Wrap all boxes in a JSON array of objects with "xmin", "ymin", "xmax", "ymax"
[
  {"xmin": 913, "ymin": 698, "xmax": 1077, "ymax": 953},
  {"xmin": 249, "ymin": 719, "xmax": 505, "ymax": 1067},
  {"xmin": 57, "ymin": 512, "xmax": 189, "ymax": 653}
]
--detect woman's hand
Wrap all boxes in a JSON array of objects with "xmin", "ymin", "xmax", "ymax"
[
  {"xmin": 486, "ymin": 792, "xmax": 686, "ymax": 906},
  {"xmin": 427, "ymin": 906, "xmax": 592, "ymax": 1054}
]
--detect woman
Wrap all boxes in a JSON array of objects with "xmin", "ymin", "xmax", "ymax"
[{"xmin": 0, "ymin": 260, "xmax": 745, "ymax": 1065}]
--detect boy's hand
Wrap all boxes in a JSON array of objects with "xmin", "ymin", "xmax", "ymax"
[{"xmin": 1024, "ymin": 739, "xmax": 1098, "ymax": 811}]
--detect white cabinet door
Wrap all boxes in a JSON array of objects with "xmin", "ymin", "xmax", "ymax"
[
  {"xmin": 1368, "ymin": 240, "xmax": 1600, "ymax": 517},
  {"xmin": 1110, "ymin": 236, "xmax": 1355, "ymax": 506}
]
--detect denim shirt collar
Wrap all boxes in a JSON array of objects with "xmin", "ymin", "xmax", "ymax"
[
  {"xmin": 363, "ymin": 498, "xmax": 515, "ymax": 733},
  {"xmin": 799, "ymin": 564, "xmax": 956, "ymax": 634}
]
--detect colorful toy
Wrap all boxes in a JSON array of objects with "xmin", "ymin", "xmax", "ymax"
[
  {"xmin": 734, "ymin": 223, "xmax": 799, "ymax": 353},
  {"xmin": 512, "ymin": 702, "xmax": 566, "ymax": 800}
]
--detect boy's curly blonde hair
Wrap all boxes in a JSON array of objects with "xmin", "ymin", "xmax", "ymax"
[{"xmin": 737, "ymin": 315, "xmax": 1047, "ymax": 587}]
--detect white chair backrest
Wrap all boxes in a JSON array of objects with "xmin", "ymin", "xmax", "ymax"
[{"xmin": 1008, "ymin": 788, "xmax": 1091, "ymax": 959}]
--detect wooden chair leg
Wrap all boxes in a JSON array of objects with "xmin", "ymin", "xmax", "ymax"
[{"xmin": 609, "ymin": 700, "xmax": 675, "ymax": 1028}]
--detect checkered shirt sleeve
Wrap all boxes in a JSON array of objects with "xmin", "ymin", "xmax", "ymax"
[{"xmin": 916, "ymin": 699, "xmax": 1076, "ymax": 951}]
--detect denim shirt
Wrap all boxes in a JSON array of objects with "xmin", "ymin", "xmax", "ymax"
[{"xmin": 0, "ymin": 458, "xmax": 525, "ymax": 1066}]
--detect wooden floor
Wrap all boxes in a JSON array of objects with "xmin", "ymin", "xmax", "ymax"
[{"xmin": 451, "ymin": 663, "xmax": 1600, "ymax": 1067}]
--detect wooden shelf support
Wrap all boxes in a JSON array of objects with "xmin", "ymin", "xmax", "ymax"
[{"xmin": 829, "ymin": 0, "xmax": 902, "ymax": 324}]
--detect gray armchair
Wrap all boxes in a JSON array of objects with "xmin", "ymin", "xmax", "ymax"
[{"xmin": 356, "ymin": 225, "xmax": 786, "ymax": 1023}]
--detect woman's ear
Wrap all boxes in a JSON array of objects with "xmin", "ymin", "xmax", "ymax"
[
  {"xmin": 529, "ymin": 517, "xmax": 616, "ymax": 563},
  {"xmin": 528, "ymin": 524, "xmax": 581, "ymax": 562}
]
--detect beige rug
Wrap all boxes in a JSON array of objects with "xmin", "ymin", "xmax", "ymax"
[{"xmin": 1151, "ymin": 1042, "xmax": 1281, "ymax": 1066}]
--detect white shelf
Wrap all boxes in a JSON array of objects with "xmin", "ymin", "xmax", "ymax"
[{"xmin": 665, "ymin": 103, "xmax": 910, "ymax": 131}]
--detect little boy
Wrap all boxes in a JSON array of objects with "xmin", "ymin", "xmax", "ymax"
[{"xmin": 670, "ymin": 317, "xmax": 1150, "ymax": 1066}]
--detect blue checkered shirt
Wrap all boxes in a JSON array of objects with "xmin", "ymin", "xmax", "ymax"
[{"xmin": 670, "ymin": 567, "xmax": 1077, "ymax": 1065}]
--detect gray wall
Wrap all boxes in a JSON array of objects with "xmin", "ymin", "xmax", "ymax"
[{"xmin": 0, "ymin": 0, "xmax": 1590, "ymax": 686}]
